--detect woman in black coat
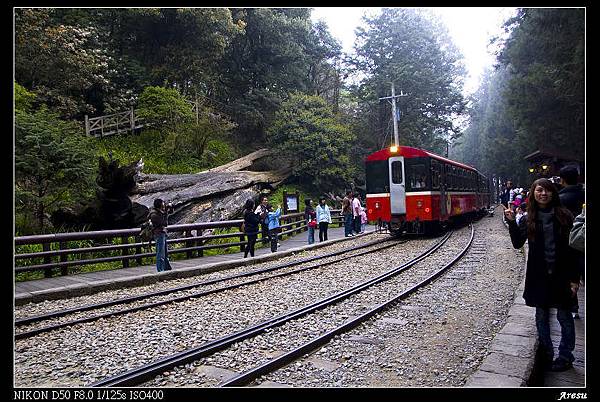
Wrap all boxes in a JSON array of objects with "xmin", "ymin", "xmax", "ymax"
[
  {"xmin": 505, "ymin": 178, "xmax": 580, "ymax": 372},
  {"xmin": 242, "ymin": 199, "xmax": 262, "ymax": 258}
]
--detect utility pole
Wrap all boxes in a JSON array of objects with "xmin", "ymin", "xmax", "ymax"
[{"xmin": 379, "ymin": 82, "xmax": 408, "ymax": 147}]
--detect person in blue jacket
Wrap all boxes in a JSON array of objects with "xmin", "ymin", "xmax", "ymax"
[
  {"xmin": 316, "ymin": 196, "xmax": 332, "ymax": 242},
  {"xmin": 266, "ymin": 204, "xmax": 282, "ymax": 252}
]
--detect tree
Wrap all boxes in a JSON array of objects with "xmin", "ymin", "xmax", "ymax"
[
  {"xmin": 351, "ymin": 8, "xmax": 467, "ymax": 155},
  {"xmin": 216, "ymin": 8, "xmax": 343, "ymax": 145},
  {"xmin": 15, "ymin": 105, "xmax": 97, "ymax": 233},
  {"xmin": 497, "ymin": 8, "xmax": 584, "ymax": 160},
  {"xmin": 137, "ymin": 86, "xmax": 236, "ymax": 163},
  {"xmin": 15, "ymin": 8, "xmax": 115, "ymax": 119},
  {"xmin": 267, "ymin": 93, "xmax": 356, "ymax": 192}
]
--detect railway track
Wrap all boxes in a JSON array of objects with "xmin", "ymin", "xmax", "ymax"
[
  {"xmin": 15, "ymin": 237, "xmax": 404, "ymax": 339},
  {"xmin": 221, "ymin": 225, "xmax": 474, "ymax": 387},
  {"xmin": 90, "ymin": 226, "xmax": 473, "ymax": 387}
]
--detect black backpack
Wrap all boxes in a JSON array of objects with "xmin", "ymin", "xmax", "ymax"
[{"xmin": 139, "ymin": 219, "xmax": 154, "ymax": 243}]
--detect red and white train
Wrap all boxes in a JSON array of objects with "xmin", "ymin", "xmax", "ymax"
[{"xmin": 365, "ymin": 145, "xmax": 491, "ymax": 235}]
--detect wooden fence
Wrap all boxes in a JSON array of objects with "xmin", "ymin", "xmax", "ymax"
[
  {"xmin": 14, "ymin": 211, "xmax": 343, "ymax": 278},
  {"xmin": 84, "ymin": 100, "xmax": 201, "ymax": 137}
]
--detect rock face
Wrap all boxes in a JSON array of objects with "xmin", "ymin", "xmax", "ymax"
[{"xmin": 51, "ymin": 149, "xmax": 291, "ymax": 230}]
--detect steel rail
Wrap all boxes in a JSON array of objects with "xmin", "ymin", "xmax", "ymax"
[
  {"xmin": 16, "ymin": 239, "xmax": 403, "ymax": 339},
  {"xmin": 220, "ymin": 225, "xmax": 474, "ymax": 387},
  {"xmin": 89, "ymin": 231, "xmax": 452, "ymax": 387}
]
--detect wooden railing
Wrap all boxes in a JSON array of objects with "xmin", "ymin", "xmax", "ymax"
[
  {"xmin": 84, "ymin": 99, "xmax": 201, "ymax": 137},
  {"xmin": 14, "ymin": 211, "xmax": 343, "ymax": 278}
]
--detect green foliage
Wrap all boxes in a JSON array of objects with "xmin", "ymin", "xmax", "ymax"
[
  {"xmin": 137, "ymin": 86, "xmax": 195, "ymax": 129},
  {"xmin": 217, "ymin": 8, "xmax": 343, "ymax": 145},
  {"xmin": 267, "ymin": 93, "xmax": 356, "ymax": 193},
  {"xmin": 15, "ymin": 107, "xmax": 97, "ymax": 233},
  {"xmin": 498, "ymin": 8, "xmax": 584, "ymax": 160},
  {"xmin": 15, "ymin": 9, "xmax": 117, "ymax": 119},
  {"xmin": 14, "ymin": 82, "xmax": 36, "ymax": 112}
]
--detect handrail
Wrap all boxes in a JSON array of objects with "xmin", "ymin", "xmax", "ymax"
[{"xmin": 14, "ymin": 210, "xmax": 343, "ymax": 278}]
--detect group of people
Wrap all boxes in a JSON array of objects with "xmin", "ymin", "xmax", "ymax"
[
  {"xmin": 500, "ymin": 181, "xmax": 530, "ymax": 221},
  {"xmin": 149, "ymin": 191, "xmax": 371, "ymax": 271},
  {"xmin": 503, "ymin": 165, "xmax": 585, "ymax": 373},
  {"xmin": 341, "ymin": 191, "xmax": 368, "ymax": 237},
  {"xmin": 243, "ymin": 195, "xmax": 282, "ymax": 257}
]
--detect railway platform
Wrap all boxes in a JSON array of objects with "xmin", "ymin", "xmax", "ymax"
[
  {"xmin": 466, "ymin": 225, "xmax": 586, "ymax": 388},
  {"xmin": 15, "ymin": 225, "xmax": 375, "ymax": 305}
]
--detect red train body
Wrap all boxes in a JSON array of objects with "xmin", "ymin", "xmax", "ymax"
[{"xmin": 365, "ymin": 146, "xmax": 491, "ymax": 234}]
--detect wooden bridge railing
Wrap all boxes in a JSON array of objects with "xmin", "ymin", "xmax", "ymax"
[
  {"xmin": 85, "ymin": 99, "xmax": 201, "ymax": 137},
  {"xmin": 14, "ymin": 210, "xmax": 343, "ymax": 278},
  {"xmin": 85, "ymin": 107, "xmax": 145, "ymax": 138}
]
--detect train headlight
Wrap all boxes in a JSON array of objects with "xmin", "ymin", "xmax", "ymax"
[
  {"xmin": 416, "ymin": 200, "xmax": 423, "ymax": 208},
  {"xmin": 375, "ymin": 202, "xmax": 381, "ymax": 209},
  {"xmin": 390, "ymin": 145, "xmax": 398, "ymax": 153}
]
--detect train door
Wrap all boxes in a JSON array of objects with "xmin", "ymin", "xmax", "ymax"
[{"xmin": 388, "ymin": 156, "xmax": 406, "ymax": 215}]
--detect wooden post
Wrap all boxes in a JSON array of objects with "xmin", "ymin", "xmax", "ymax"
[
  {"xmin": 283, "ymin": 191, "xmax": 288, "ymax": 215},
  {"xmin": 59, "ymin": 242, "xmax": 68, "ymax": 276},
  {"xmin": 185, "ymin": 230, "xmax": 193, "ymax": 259},
  {"xmin": 100, "ymin": 116, "xmax": 104, "ymax": 138},
  {"xmin": 197, "ymin": 230, "xmax": 204, "ymax": 257},
  {"xmin": 85, "ymin": 114, "xmax": 90, "ymax": 136},
  {"xmin": 121, "ymin": 236, "xmax": 129, "ymax": 268},
  {"xmin": 43, "ymin": 243, "xmax": 52, "ymax": 278}
]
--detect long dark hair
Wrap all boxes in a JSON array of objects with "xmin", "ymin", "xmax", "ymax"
[
  {"xmin": 243, "ymin": 199, "xmax": 255, "ymax": 213},
  {"xmin": 526, "ymin": 178, "xmax": 573, "ymax": 240}
]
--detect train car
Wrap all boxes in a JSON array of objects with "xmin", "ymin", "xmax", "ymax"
[{"xmin": 365, "ymin": 145, "xmax": 491, "ymax": 235}]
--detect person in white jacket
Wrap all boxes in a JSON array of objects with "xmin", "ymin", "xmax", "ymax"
[{"xmin": 316, "ymin": 196, "xmax": 332, "ymax": 242}]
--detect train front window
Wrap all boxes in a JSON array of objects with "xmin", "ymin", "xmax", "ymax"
[{"xmin": 366, "ymin": 161, "xmax": 389, "ymax": 194}]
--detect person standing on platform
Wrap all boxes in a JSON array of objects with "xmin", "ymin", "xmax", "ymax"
[
  {"xmin": 352, "ymin": 193, "xmax": 362, "ymax": 234},
  {"xmin": 316, "ymin": 196, "xmax": 332, "ymax": 242},
  {"xmin": 558, "ymin": 165, "xmax": 585, "ymax": 318},
  {"xmin": 255, "ymin": 195, "xmax": 270, "ymax": 245},
  {"xmin": 242, "ymin": 199, "xmax": 261, "ymax": 258},
  {"xmin": 304, "ymin": 199, "xmax": 317, "ymax": 245},
  {"xmin": 266, "ymin": 204, "xmax": 282, "ymax": 252},
  {"xmin": 500, "ymin": 180, "xmax": 513, "ymax": 209},
  {"xmin": 342, "ymin": 191, "xmax": 354, "ymax": 237},
  {"xmin": 505, "ymin": 178, "xmax": 579, "ymax": 372},
  {"xmin": 149, "ymin": 198, "xmax": 173, "ymax": 272}
]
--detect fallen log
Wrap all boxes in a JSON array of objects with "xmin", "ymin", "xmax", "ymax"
[
  {"xmin": 132, "ymin": 169, "xmax": 290, "ymax": 209},
  {"xmin": 203, "ymin": 148, "xmax": 273, "ymax": 173},
  {"xmin": 168, "ymin": 187, "xmax": 260, "ymax": 226}
]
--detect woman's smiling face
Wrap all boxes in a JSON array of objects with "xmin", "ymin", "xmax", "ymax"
[{"xmin": 534, "ymin": 185, "xmax": 552, "ymax": 208}]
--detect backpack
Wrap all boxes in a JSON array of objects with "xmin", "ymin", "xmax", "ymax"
[{"xmin": 139, "ymin": 219, "xmax": 154, "ymax": 243}]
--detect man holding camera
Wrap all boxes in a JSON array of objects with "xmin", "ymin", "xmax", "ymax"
[{"xmin": 149, "ymin": 198, "xmax": 173, "ymax": 272}]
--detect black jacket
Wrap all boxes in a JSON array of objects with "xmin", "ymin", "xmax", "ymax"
[
  {"xmin": 508, "ymin": 211, "xmax": 579, "ymax": 308},
  {"xmin": 304, "ymin": 206, "xmax": 316, "ymax": 223},
  {"xmin": 243, "ymin": 210, "xmax": 261, "ymax": 235},
  {"xmin": 149, "ymin": 207, "xmax": 168, "ymax": 236},
  {"xmin": 559, "ymin": 184, "xmax": 585, "ymax": 217}
]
